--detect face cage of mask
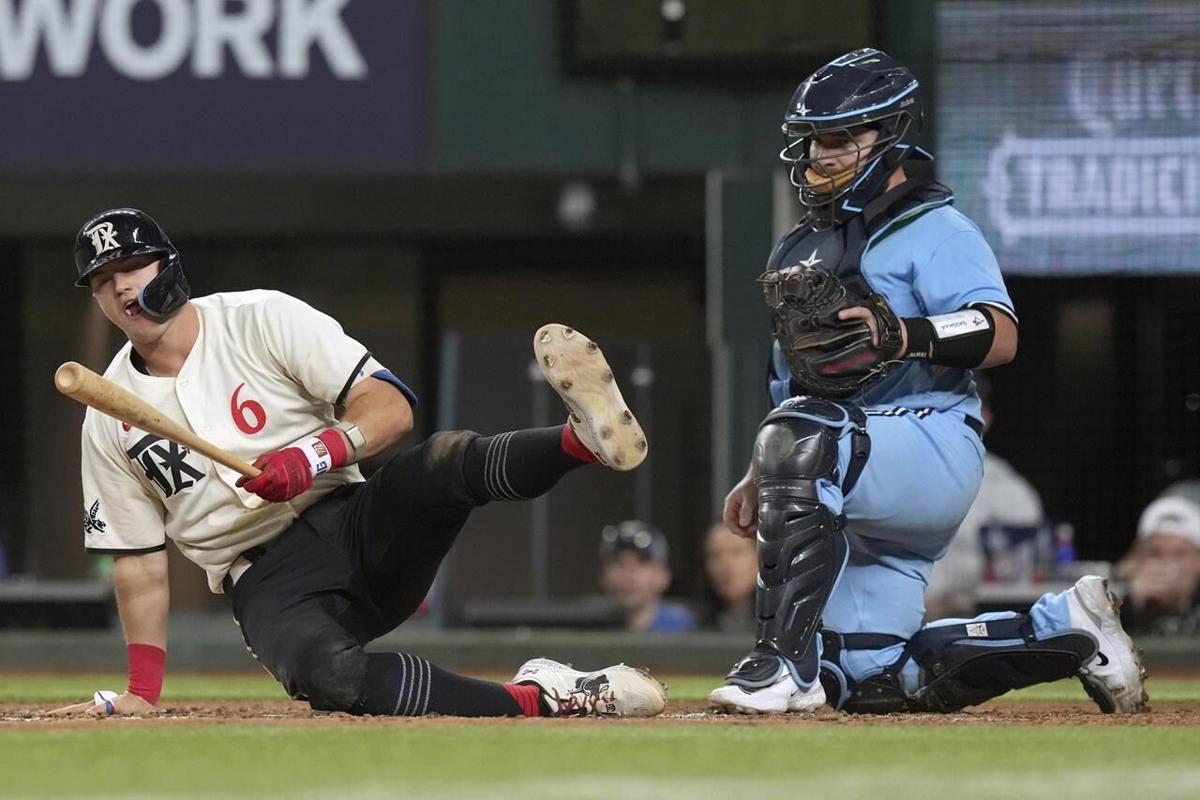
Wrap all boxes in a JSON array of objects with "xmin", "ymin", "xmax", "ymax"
[{"xmin": 778, "ymin": 112, "xmax": 913, "ymax": 208}]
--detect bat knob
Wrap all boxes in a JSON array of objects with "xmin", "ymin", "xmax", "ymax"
[{"xmin": 54, "ymin": 362, "xmax": 84, "ymax": 394}]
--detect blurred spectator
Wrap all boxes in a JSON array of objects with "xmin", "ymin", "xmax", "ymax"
[
  {"xmin": 599, "ymin": 520, "xmax": 697, "ymax": 633},
  {"xmin": 701, "ymin": 521, "xmax": 757, "ymax": 632},
  {"xmin": 1115, "ymin": 482, "xmax": 1200, "ymax": 635},
  {"xmin": 926, "ymin": 374, "xmax": 1044, "ymax": 618}
]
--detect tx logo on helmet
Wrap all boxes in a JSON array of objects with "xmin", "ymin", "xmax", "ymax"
[{"xmin": 84, "ymin": 222, "xmax": 120, "ymax": 255}]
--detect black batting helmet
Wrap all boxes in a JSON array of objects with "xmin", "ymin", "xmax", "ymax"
[
  {"xmin": 74, "ymin": 208, "xmax": 190, "ymax": 318},
  {"xmin": 780, "ymin": 48, "xmax": 929, "ymax": 218}
]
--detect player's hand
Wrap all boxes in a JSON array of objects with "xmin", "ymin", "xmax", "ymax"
[
  {"xmin": 47, "ymin": 691, "xmax": 158, "ymax": 717},
  {"xmin": 236, "ymin": 447, "xmax": 313, "ymax": 503},
  {"xmin": 723, "ymin": 469, "xmax": 758, "ymax": 538},
  {"xmin": 838, "ymin": 306, "xmax": 908, "ymax": 353}
]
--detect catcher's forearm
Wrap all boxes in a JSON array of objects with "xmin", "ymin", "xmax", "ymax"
[{"xmin": 902, "ymin": 306, "xmax": 1016, "ymax": 369}]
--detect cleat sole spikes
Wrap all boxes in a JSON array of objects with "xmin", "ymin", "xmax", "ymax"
[{"xmin": 533, "ymin": 324, "xmax": 648, "ymax": 471}]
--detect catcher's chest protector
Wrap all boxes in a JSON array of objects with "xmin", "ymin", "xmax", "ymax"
[
  {"xmin": 765, "ymin": 178, "xmax": 953, "ymax": 403},
  {"xmin": 767, "ymin": 178, "xmax": 954, "ymax": 296}
]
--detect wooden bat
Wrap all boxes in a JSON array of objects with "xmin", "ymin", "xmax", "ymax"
[{"xmin": 54, "ymin": 361, "xmax": 261, "ymax": 479}]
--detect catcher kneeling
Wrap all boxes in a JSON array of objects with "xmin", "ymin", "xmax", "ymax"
[{"xmin": 708, "ymin": 47, "xmax": 1146, "ymax": 716}]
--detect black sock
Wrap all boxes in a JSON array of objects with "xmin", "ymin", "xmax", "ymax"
[
  {"xmin": 361, "ymin": 652, "xmax": 523, "ymax": 717},
  {"xmin": 462, "ymin": 425, "xmax": 586, "ymax": 502}
]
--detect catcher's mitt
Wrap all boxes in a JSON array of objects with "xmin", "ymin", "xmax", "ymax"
[{"xmin": 760, "ymin": 265, "xmax": 904, "ymax": 398}]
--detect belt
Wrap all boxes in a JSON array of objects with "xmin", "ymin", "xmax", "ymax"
[{"xmin": 221, "ymin": 543, "xmax": 270, "ymax": 594}]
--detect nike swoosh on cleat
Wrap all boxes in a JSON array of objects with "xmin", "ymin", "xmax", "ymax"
[{"xmin": 1094, "ymin": 651, "xmax": 1110, "ymax": 667}]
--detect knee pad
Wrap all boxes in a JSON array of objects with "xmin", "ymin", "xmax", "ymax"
[
  {"xmin": 906, "ymin": 617, "xmax": 1098, "ymax": 713},
  {"xmin": 283, "ymin": 638, "xmax": 370, "ymax": 713}
]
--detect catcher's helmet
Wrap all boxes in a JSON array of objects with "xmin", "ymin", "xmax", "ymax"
[
  {"xmin": 74, "ymin": 208, "xmax": 189, "ymax": 319},
  {"xmin": 780, "ymin": 48, "xmax": 929, "ymax": 219}
]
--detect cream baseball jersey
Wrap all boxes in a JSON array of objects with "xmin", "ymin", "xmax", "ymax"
[{"xmin": 80, "ymin": 290, "xmax": 413, "ymax": 593}]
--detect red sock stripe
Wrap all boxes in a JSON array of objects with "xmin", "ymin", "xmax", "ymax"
[
  {"xmin": 127, "ymin": 643, "xmax": 166, "ymax": 706},
  {"xmin": 560, "ymin": 424, "xmax": 597, "ymax": 464},
  {"xmin": 502, "ymin": 682, "xmax": 542, "ymax": 717}
]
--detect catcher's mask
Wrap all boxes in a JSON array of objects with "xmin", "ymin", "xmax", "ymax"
[{"xmin": 780, "ymin": 48, "xmax": 930, "ymax": 226}]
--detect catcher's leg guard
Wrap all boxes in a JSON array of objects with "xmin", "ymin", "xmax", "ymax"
[
  {"xmin": 820, "ymin": 617, "xmax": 1098, "ymax": 714},
  {"xmin": 902, "ymin": 614, "xmax": 1099, "ymax": 714},
  {"xmin": 905, "ymin": 615, "xmax": 1098, "ymax": 712},
  {"xmin": 725, "ymin": 399, "xmax": 864, "ymax": 688}
]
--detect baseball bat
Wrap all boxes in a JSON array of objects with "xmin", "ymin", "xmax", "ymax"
[{"xmin": 54, "ymin": 361, "xmax": 261, "ymax": 479}]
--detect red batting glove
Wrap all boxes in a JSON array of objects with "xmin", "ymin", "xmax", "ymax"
[{"xmin": 236, "ymin": 429, "xmax": 349, "ymax": 503}]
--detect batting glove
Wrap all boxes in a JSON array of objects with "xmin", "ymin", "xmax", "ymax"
[{"xmin": 236, "ymin": 429, "xmax": 349, "ymax": 503}]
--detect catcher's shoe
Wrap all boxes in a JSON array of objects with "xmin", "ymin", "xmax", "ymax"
[
  {"xmin": 533, "ymin": 323, "xmax": 648, "ymax": 471},
  {"xmin": 708, "ymin": 661, "xmax": 826, "ymax": 714},
  {"xmin": 511, "ymin": 658, "xmax": 666, "ymax": 717},
  {"xmin": 1067, "ymin": 575, "xmax": 1148, "ymax": 713}
]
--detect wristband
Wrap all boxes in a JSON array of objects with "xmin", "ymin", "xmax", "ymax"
[
  {"xmin": 902, "ymin": 307, "xmax": 996, "ymax": 369},
  {"xmin": 127, "ymin": 643, "xmax": 166, "ymax": 705},
  {"xmin": 292, "ymin": 429, "xmax": 350, "ymax": 477},
  {"xmin": 903, "ymin": 317, "xmax": 935, "ymax": 359}
]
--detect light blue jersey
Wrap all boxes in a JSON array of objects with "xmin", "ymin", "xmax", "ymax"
[
  {"xmin": 767, "ymin": 195, "xmax": 1016, "ymax": 423},
  {"xmin": 855, "ymin": 205, "xmax": 1015, "ymax": 418}
]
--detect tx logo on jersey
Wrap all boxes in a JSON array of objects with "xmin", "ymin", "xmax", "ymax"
[
  {"xmin": 83, "ymin": 222, "xmax": 120, "ymax": 255},
  {"xmin": 83, "ymin": 500, "xmax": 106, "ymax": 535},
  {"xmin": 127, "ymin": 434, "xmax": 205, "ymax": 498}
]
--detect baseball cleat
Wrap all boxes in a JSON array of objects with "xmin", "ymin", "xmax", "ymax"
[
  {"xmin": 533, "ymin": 323, "xmax": 648, "ymax": 471},
  {"xmin": 511, "ymin": 658, "xmax": 666, "ymax": 717},
  {"xmin": 708, "ymin": 662, "xmax": 826, "ymax": 714},
  {"xmin": 1066, "ymin": 575, "xmax": 1148, "ymax": 713}
]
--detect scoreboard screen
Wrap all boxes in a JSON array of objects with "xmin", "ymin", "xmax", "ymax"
[{"xmin": 937, "ymin": 1, "xmax": 1200, "ymax": 274}]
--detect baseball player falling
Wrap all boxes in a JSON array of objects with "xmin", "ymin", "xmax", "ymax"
[
  {"xmin": 53, "ymin": 208, "xmax": 664, "ymax": 718},
  {"xmin": 708, "ymin": 48, "xmax": 1147, "ymax": 714}
]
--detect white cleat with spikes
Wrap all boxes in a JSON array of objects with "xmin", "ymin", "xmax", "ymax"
[
  {"xmin": 708, "ymin": 662, "xmax": 826, "ymax": 714},
  {"xmin": 511, "ymin": 658, "xmax": 667, "ymax": 717},
  {"xmin": 1066, "ymin": 575, "xmax": 1149, "ymax": 713},
  {"xmin": 533, "ymin": 323, "xmax": 648, "ymax": 471}
]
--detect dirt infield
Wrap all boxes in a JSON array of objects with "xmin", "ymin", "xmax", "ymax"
[{"xmin": 3, "ymin": 698, "xmax": 1197, "ymax": 729}]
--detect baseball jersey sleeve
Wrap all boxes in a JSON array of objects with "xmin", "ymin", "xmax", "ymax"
[
  {"xmin": 913, "ymin": 229, "xmax": 1017, "ymax": 322},
  {"xmin": 257, "ymin": 292, "xmax": 416, "ymax": 409},
  {"xmin": 81, "ymin": 420, "xmax": 167, "ymax": 555}
]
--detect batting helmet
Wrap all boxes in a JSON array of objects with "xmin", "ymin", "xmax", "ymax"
[
  {"xmin": 780, "ymin": 48, "xmax": 929, "ymax": 220},
  {"xmin": 74, "ymin": 208, "xmax": 190, "ymax": 319}
]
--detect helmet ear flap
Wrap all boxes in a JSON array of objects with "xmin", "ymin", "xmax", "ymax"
[{"xmin": 138, "ymin": 252, "xmax": 189, "ymax": 319}]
